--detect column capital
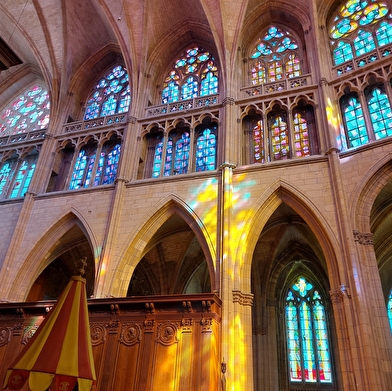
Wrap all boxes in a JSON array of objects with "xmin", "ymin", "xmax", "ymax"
[
  {"xmin": 353, "ymin": 230, "xmax": 373, "ymax": 245},
  {"xmin": 232, "ymin": 290, "xmax": 254, "ymax": 306}
]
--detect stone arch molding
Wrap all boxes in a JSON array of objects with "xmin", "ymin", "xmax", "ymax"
[
  {"xmin": 109, "ymin": 194, "xmax": 217, "ymax": 297},
  {"xmin": 233, "ymin": 179, "xmax": 341, "ymax": 292},
  {"xmin": 350, "ymin": 152, "xmax": 392, "ymax": 233},
  {"xmin": 7, "ymin": 208, "xmax": 99, "ymax": 302}
]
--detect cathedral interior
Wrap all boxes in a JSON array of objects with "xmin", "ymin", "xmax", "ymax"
[{"xmin": 0, "ymin": 0, "xmax": 392, "ymax": 390}]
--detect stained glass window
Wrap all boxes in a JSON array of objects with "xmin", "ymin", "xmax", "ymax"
[
  {"xmin": 164, "ymin": 131, "xmax": 190, "ymax": 176},
  {"xmin": 0, "ymin": 160, "xmax": 16, "ymax": 198},
  {"xmin": 366, "ymin": 86, "xmax": 392, "ymax": 139},
  {"xmin": 286, "ymin": 277, "xmax": 333, "ymax": 385},
  {"xmin": 152, "ymin": 137, "xmax": 164, "ymax": 178},
  {"xmin": 93, "ymin": 143, "xmax": 121, "ymax": 186},
  {"xmin": 84, "ymin": 65, "xmax": 130, "ymax": 120},
  {"xmin": 69, "ymin": 145, "xmax": 97, "ymax": 189},
  {"xmin": 330, "ymin": 0, "xmax": 392, "ymax": 66},
  {"xmin": 341, "ymin": 94, "xmax": 369, "ymax": 147},
  {"xmin": 162, "ymin": 48, "xmax": 218, "ymax": 104},
  {"xmin": 0, "ymin": 85, "xmax": 50, "ymax": 136},
  {"xmin": 251, "ymin": 26, "xmax": 301, "ymax": 85},
  {"xmin": 269, "ymin": 114, "xmax": 289, "ymax": 160},
  {"xmin": 195, "ymin": 128, "xmax": 217, "ymax": 172},
  {"xmin": 388, "ymin": 290, "xmax": 392, "ymax": 332},
  {"xmin": 293, "ymin": 112, "xmax": 311, "ymax": 157},
  {"xmin": 253, "ymin": 120, "xmax": 264, "ymax": 163}
]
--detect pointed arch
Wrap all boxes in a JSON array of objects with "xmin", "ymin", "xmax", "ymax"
[
  {"xmin": 110, "ymin": 195, "xmax": 217, "ymax": 297},
  {"xmin": 9, "ymin": 209, "xmax": 99, "ymax": 301},
  {"xmin": 235, "ymin": 179, "xmax": 340, "ymax": 292}
]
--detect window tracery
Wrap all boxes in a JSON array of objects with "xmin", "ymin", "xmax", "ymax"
[
  {"xmin": 0, "ymin": 85, "xmax": 50, "ymax": 136},
  {"xmin": 285, "ymin": 276, "xmax": 333, "ymax": 386},
  {"xmin": 250, "ymin": 26, "xmax": 302, "ymax": 85},
  {"xmin": 84, "ymin": 65, "xmax": 130, "ymax": 120},
  {"xmin": 162, "ymin": 48, "xmax": 218, "ymax": 104},
  {"xmin": 330, "ymin": 0, "xmax": 392, "ymax": 69}
]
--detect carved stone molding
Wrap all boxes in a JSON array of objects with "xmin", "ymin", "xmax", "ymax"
[
  {"xmin": 128, "ymin": 116, "xmax": 137, "ymax": 124},
  {"xmin": 353, "ymin": 230, "xmax": 374, "ymax": 245},
  {"xmin": 0, "ymin": 326, "xmax": 11, "ymax": 346},
  {"xmin": 222, "ymin": 97, "xmax": 235, "ymax": 106},
  {"xmin": 219, "ymin": 162, "xmax": 237, "ymax": 170},
  {"xmin": 156, "ymin": 321, "xmax": 178, "ymax": 345},
  {"xmin": 232, "ymin": 290, "xmax": 254, "ymax": 306},
  {"xmin": 120, "ymin": 322, "xmax": 142, "ymax": 346},
  {"xmin": 329, "ymin": 289, "xmax": 345, "ymax": 303},
  {"xmin": 90, "ymin": 323, "xmax": 107, "ymax": 346}
]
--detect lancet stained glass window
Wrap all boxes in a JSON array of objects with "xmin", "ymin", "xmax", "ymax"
[
  {"xmin": 251, "ymin": 26, "xmax": 301, "ymax": 85},
  {"xmin": 164, "ymin": 131, "xmax": 190, "ymax": 176},
  {"xmin": 366, "ymin": 86, "xmax": 392, "ymax": 139},
  {"xmin": 269, "ymin": 114, "xmax": 289, "ymax": 160},
  {"xmin": 0, "ymin": 85, "xmax": 50, "ymax": 136},
  {"xmin": 84, "ymin": 65, "xmax": 130, "ymax": 120},
  {"xmin": 292, "ymin": 111, "xmax": 311, "ymax": 158},
  {"xmin": 195, "ymin": 127, "xmax": 217, "ymax": 172},
  {"xmin": 69, "ymin": 144, "xmax": 97, "ymax": 189},
  {"xmin": 285, "ymin": 277, "xmax": 333, "ymax": 385},
  {"xmin": 388, "ymin": 290, "xmax": 392, "ymax": 332},
  {"xmin": 93, "ymin": 142, "xmax": 121, "ymax": 186},
  {"xmin": 253, "ymin": 120, "xmax": 264, "ymax": 163},
  {"xmin": 330, "ymin": 0, "xmax": 392, "ymax": 67},
  {"xmin": 162, "ymin": 48, "xmax": 218, "ymax": 104},
  {"xmin": 341, "ymin": 94, "xmax": 369, "ymax": 147},
  {"xmin": 0, "ymin": 153, "xmax": 38, "ymax": 199}
]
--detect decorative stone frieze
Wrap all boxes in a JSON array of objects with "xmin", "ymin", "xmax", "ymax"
[
  {"xmin": 353, "ymin": 230, "xmax": 374, "ymax": 245},
  {"xmin": 232, "ymin": 290, "xmax": 254, "ymax": 306}
]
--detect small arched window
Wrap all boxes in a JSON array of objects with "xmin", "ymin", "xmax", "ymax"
[
  {"xmin": 0, "ymin": 85, "xmax": 50, "ymax": 136},
  {"xmin": 69, "ymin": 142, "xmax": 97, "ymax": 189},
  {"xmin": 162, "ymin": 48, "xmax": 218, "ymax": 104},
  {"xmin": 93, "ymin": 140, "xmax": 121, "ymax": 186},
  {"xmin": 285, "ymin": 276, "xmax": 333, "ymax": 386},
  {"xmin": 84, "ymin": 65, "xmax": 130, "ymax": 120},
  {"xmin": 268, "ymin": 109, "xmax": 289, "ymax": 161},
  {"xmin": 250, "ymin": 26, "xmax": 302, "ymax": 85},
  {"xmin": 330, "ymin": 0, "xmax": 392, "ymax": 69}
]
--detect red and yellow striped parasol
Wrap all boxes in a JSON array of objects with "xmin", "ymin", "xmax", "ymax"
[{"xmin": 3, "ymin": 271, "xmax": 96, "ymax": 391}]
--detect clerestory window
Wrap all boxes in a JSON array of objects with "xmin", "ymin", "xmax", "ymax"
[
  {"xmin": 330, "ymin": 0, "xmax": 392, "ymax": 71},
  {"xmin": 388, "ymin": 289, "xmax": 392, "ymax": 332},
  {"xmin": 84, "ymin": 65, "xmax": 130, "ymax": 120},
  {"xmin": 161, "ymin": 47, "xmax": 218, "ymax": 104},
  {"xmin": 250, "ymin": 26, "xmax": 302, "ymax": 85},
  {"xmin": 0, "ymin": 85, "xmax": 50, "ymax": 136}
]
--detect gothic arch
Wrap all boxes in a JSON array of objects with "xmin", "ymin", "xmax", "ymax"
[
  {"xmin": 10, "ymin": 209, "xmax": 98, "ymax": 301},
  {"xmin": 111, "ymin": 194, "xmax": 217, "ymax": 297},
  {"xmin": 235, "ymin": 179, "xmax": 340, "ymax": 292}
]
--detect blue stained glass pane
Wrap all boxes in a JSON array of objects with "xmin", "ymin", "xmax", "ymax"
[
  {"xmin": 354, "ymin": 29, "xmax": 376, "ymax": 55},
  {"xmin": 201, "ymin": 72, "xmax": 218, "ymax": 96},
  {"xmin": 343, "ymin": 96, "xmax": 369, "ymax": 147},
  {"xmin": 164, "ymin": 138, "xmax": 174, "ymax": 176},
  {"xmin": 152, "ymin": 139, "xmax": 164, "ymax": 178},
  {"xmin": 313, "ymin": 299, "xmax": 332, "ymax": 383},
  {"xmin": 101, "ymin": 95, "xmax": 117, "ymax": 116},
  {"xmin": 9, "ymin": 159, "xmax": 36, "ymax": 198},
  {"xmin": 174, "ymin": 132, "xmax": 190, "ymax": 174},
  {"xmin": 95, "ymin": 143, "xmax": 121, "ymax": 185},
  {"xmin": 162, "ymin": 47, "xmax": 219, "ymax": 103},
  {"xmin": 84, "ymin": 65, "xmax": 130, "ymax": 119},
  {"xmin": 376, "ymin": 21, "xmax": 392, "ymax": 46},
  {"xmin": 286, "ymin": 277, "xmax": 333, "ymax": 385},
  {"xmin": 334, "ymin": 41, "xmax": 354, "ymax": 64},
  {"xmin": 388, "ymin": 290, "xmax": 392, "ymax": 332},
  {"xmin": 367, "ymin": 88, "xmax": 392, "ymax": 139},
  {"xmin": 0, "ymin": 162, "xmax": 13, "ymax": 196},
  {"xmin": 196, "ymin": 128, "xmax": 216, "ymax": 172},
  {"xmin": 69, "ymin": 149, "xmax": 97, "ymax": 189},
  {"xmin": 286, "ymin": 301, "xmax": 302, "ymax": 382}
]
